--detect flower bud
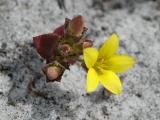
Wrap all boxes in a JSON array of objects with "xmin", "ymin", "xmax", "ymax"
[
  {"xmin": 59, "ymin": 44, "xmax": 72, "ymax": 56},
  {"xmin": 67, "ymin": 15, "xmax": 84, "ymax": 37},
  {"xmin": 46, "ymin": 66, "xmax": 61, "ymax": 81},
  {"xmin": 83, "ymin": 40, "xmax": 93, "ymax": 48}
]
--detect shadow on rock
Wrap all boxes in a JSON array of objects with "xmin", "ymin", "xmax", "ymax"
[{"xmin": 0, "ymin": 41, "xmax": 76, "ymax": 119}]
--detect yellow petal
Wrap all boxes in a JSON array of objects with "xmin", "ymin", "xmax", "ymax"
[
  {"xmin": 106, "ymin": 54, "xmax": 135, "ymax": 73},
  {"xmin": 86, "ymin": 68, "xmax": 99, "ymax": 93},
  {"xmin": 99, "ymin": 70, "xmax": 122, "ymax": 94},
  {"xmin": 99, "ymin": 33, "xmax": 119, "ymax": 59},
  {"xmin": 83, "ymin": 48, "xmax": 98, "ymax": 69}
]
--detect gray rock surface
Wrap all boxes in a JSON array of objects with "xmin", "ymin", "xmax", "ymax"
[{"xmin": 0, "ymin": 0, "xmax": 160, "ymax": 120}]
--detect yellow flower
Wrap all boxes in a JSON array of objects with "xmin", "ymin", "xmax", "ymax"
[{"xmin": 83, "ymin": 33, "xmax": 135, "ymax": 94}]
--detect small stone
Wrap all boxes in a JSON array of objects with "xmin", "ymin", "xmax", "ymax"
[
  {"xmin": 135, "ymin": 93, "xmax": 142, "ymax": 98},
  {"xmin": 103, "ymin": 89, "xmax": 112, "ymax": 97},
  {"xmin": 56, "ymin": 116, "xmax": 60, "ymax": 120},
  {"xmin": 1, "ymin": 42, "xmax": 7, "ymax": 49},
  {"xmin": 102, "ymin": 106, "xmax": 109, "ymax": 116},
  {"xmin": 0, "ymin": 91, "xmax": 3, "ymax": 95}
]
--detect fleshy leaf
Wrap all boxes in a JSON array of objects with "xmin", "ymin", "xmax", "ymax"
[
  {"xmin": 33, "ymin": 33, "xmax": 59, "ymax": 60},
  {"xmin": 53, "ymin": 25, "xmax": 65, "ymax": 36},
  {"xmin": 86, "ymin": 68, "xmax": 99, "ymax": 93},
  {"xmin": 99, "ymin": 33, "xmax": 119, "ymax": 59},
  {"xmin": 83, "ymin": 48, "xmax": 98, "ymax": 69},
  {"xmin": 99, "ymin": 70, "xmax": 122, "ymax": 94}
]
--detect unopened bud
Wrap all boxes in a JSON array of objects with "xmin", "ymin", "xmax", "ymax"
[
  {"xmin": 83, "ymin": 40, "xmax": 93, "ymax": 48},
  {"xmin": 67, "ymin": 15, "xmax": 84, "ymax": 37},
  {"xmin": 46, "ymin": 66, "xmax": 61, "ymax": 81},
  {"xmin": 59, "ymin": 44, "xmax": 72, "ymax": 56}
]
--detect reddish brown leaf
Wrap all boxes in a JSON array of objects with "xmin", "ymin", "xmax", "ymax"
[
  {"xmin": 33, "ymin": 33, "xmax": 59, "ymax": 60},
  {"xmin": 68, "ymin": 59, "xmax": 76, "ymax": 65},
  {"xmin": 53, "ymin": 25, "xmax": 65, "ymax": 36}
]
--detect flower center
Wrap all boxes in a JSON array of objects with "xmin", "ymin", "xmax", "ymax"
[{"xmin": 93, "ymin": 58, "xmax": 109, "ymax": 74}]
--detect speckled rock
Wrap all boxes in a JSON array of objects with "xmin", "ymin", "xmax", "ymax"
[{"xmin": 0, "ymin": 0, "xmax": 160, "ymax": 120}]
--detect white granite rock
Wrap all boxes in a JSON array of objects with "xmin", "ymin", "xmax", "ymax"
[{"xmin": 0, "ymin": 0, "xmax": 160, "ymax": 120}]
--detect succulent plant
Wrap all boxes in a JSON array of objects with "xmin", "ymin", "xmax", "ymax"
[{"xmin": 33, "ymin": 15, "xmax": 93, "ymax": 82}]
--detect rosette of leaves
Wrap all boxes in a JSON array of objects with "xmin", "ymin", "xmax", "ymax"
[{"xmin": 33, "ymin": 15, "xmax": 93, "ymax": 82}]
